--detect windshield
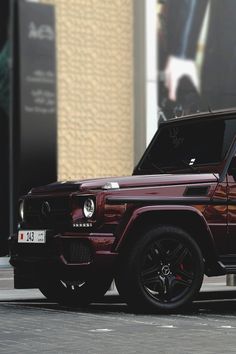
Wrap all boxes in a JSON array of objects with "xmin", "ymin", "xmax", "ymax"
[{"xmin": 135, "ymin": 118, "xmax": 236, "ymax": 174}]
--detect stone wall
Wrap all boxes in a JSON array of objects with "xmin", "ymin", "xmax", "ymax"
[{"xmin": 40, "ymin": 0, "xmax": 134, "ymax": 180}]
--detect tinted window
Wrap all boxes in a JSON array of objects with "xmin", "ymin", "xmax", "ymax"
[{"xmin": 137, "ymin": 118, "xmax": 236, "ymax": 174}]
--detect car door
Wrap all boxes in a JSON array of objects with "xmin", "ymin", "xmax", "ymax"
[{"xmin": 203, "ymin": 179, "xmax": 228, "ymax": 255}]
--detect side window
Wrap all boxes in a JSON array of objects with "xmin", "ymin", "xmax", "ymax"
[{"xmin": 228, "ymin": 156, "xmax": 236, "ymax": 181}]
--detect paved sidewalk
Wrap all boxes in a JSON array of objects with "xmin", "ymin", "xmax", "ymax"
[{"xmin": 0, "ymin": 261, "xmax": 236, "ymax": 353}]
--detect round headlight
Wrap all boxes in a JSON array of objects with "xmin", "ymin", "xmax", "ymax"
[
  {"xmin": 83, "ymin": 198, "xmax": 95, "ymax": 219},
  {"xmin": 19, "ymin": 200, "xmax": 25, "ymax": 221}
]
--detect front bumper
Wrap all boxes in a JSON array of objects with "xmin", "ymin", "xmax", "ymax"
[{"xmin": 9, "ymin": 230, "xmax": 118, "ymax": 288}]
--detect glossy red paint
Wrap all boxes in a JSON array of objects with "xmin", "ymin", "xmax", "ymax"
[{"xmin": 9, "ymin": 110, "xmax": 236, "ymax": 294}]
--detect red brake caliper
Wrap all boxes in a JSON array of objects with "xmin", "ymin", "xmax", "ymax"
[{"xmin": 176, "ymin": 263, "xmax": 184, "ymax": 280}]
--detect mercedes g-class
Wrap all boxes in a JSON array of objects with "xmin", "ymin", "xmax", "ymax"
[{"xmin": 9, "ymin": 110, "xmax": 236, "ymax": 312}]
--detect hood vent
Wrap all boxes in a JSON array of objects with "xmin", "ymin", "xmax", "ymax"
[{"xmin": 184, "ymin": 186, "xmax": 209, "ymax": 197}]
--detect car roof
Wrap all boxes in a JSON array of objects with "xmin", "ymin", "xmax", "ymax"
[{"xmin": 160, "ymin": 108, "xmax": 236, "ymax": 127}]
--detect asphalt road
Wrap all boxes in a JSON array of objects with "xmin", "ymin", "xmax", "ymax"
[{"xmin": 1, "ymin": 265, "xmax": 236, "ymax": 353}]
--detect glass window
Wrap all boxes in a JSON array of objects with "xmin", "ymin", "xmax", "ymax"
[{"xmin": 136, "ymin": 118, "xmax": 236, "ymax": 174}]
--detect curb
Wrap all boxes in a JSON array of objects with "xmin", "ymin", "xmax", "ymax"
[{"xmin": 0, "ymin": 257, "xmax": 11, "ymax": 268}]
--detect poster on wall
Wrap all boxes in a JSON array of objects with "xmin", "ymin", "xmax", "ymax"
[
  {"xmin": 10, "ymin": 0, "xmax": 57, "ymax": 234},
  {"xmin": 0, "ymin": 0, "xmax": 57, "ymax": 251},
  {"xmin": 17, "ymin": 0, "xmax": 57, "ymax": 194},
  {"xmin": 157, "ymin": 0, "xmax": 236, "ymax": 123}
]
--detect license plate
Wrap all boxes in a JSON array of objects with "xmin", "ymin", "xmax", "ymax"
[{"xmin": 18, "ymin": 230, "xmax": 46, "ymax": 243}]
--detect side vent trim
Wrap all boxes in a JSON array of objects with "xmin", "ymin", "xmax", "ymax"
[{"xmin": 184, "ymin": 186, "xmax": 210, "ymax": 197}]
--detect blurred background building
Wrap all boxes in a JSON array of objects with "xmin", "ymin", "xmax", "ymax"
[
  {"xmin": 39, "ymin": 0, "xmax": 158, "ymax": 178},
  {"xmin": 41, "ymin": 0, "xmax": 135, "ymax": 180}
]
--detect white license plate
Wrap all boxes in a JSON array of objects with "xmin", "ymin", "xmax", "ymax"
[{"xmin": 18, "ymin": 230, "xmax": 46, "ymax": 243}]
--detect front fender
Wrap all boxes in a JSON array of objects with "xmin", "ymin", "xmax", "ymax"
[
  {"xmin": 112, "ymin": 205, "xmax": 224, "ymax": 276},
  {"xmin": 114, "ymin": 204, "xmax": 213, "ymax": 249}
]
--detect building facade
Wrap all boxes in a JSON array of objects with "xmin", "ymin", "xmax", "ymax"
[{"xmin": 41, "ymin": 0, "xmax": 134, "ymax": 181}]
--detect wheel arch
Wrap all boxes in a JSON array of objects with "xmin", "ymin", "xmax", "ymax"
[{"xmin": 115, "ymin": 206, "xmax": 220, "ymax": 276}]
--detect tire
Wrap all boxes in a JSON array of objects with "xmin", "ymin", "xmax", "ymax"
[
  {"xmin": 115, "ymin": 225, "xmax": 204, "ymax": 313},
  {"xmin": 39, "ymin": 276, "xmax": 112, "ymax": 306}
]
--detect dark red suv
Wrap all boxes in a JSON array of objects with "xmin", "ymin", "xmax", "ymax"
[{"xmin": 9, "ymin": 110, "xmax": 236, "ymax": 312}]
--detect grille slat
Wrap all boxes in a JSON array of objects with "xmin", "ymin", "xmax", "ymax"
[
  {"xmin": 63, "ymin": 240, "xmax": 92, "ymax": 264},
  {"xmin": 24, "ymin": 196, "xmax": 71, "ymax": 228}
]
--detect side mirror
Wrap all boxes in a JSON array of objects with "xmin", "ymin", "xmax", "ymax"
[{"xmin": 228, "ymin": 156, "xmax": 236, "ymax": 177}]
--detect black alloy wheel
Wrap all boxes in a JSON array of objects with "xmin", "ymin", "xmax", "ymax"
[
  {"xmin": 141, "ymin": 237, "xmax": 195, "ymax": 303},
  {"xmin": 115, "ymin": 225, "xmax": 204, "ymax": 313}
]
